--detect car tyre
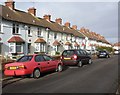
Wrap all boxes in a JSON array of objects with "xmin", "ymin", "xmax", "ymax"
[
  {"xmin": 78, "ymin": 61, "xmax": 82, "ymax": 67},
  {"xmin": 57, "ymin": 64, "xmax": 63, "ymax": 72},
  {"xmin": 33, "ymin": 68, "xmax": 41, "ymax": 79}
]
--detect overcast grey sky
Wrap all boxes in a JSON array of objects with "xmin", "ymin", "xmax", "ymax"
[{"xmin": 1, "ymin": 0, "xmax": 118, "ymax": 44}]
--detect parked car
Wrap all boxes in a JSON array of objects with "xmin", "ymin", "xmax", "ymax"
[
  {"xmin": 4, "ymin": 54, "xmax": 63, "ymax": 78},
  {"xmin": 97, "ymin": 50, "xmax": 110, "ymax": 58},
  {"xmin": 60, "ymin": 49, "xmax": 92, "ymax": 67},
  {"xmin": 114, "ymin": 50, "xmax": 120, "ymax": 55}
]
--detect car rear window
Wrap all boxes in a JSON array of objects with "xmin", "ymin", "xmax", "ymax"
[
  {"xmin": 16, "ymin": 56, "xmax": 33, "ymax": 62},
  {"xmin": 62, "ymin": 50, "xmax": 75, "ymax": 57}
]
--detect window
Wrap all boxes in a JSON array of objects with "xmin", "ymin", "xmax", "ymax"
[
  {"xmin": 35, "ymin": 43, "xmax": 45, "ymax": 52},
  {"xmin": 35, "ymin": 43, "xmax": 40, "ymax": 52},
  {"xmin": 47, "ymin": 31, "xmax": 50, "ymax": 39},
  {"xmin": 62, "ymin": 50, "xmax": 75, "ymax": 57},
  {"xmin": 16, "ymin": 43, "xmax": 23, "ymax": 53},
  {"xmin": 28, "ymin": 26, "xmax": 32, "ymax": 36},
  {"xmin": 12, "ymin": 24, "xmax": 19, "ymax": 34},
  {"xmin": 61, "ymin": 33, "xmax": 64, "ymax": 40},
  {"xmin": 17, "ymin": 56, "xmax": 33, "ymax": 62},
  {"xmin": 37, "ymin": 28, "xmax": 42, "ymax": 37},
  {"xmin": 35, "ymin": 55, "xmax": 45, "ymax": 62},
  {"xmin": 9, "ymin": 43, "xmax": 15, "ymax": 53},
  {"xmin": 54, "ymin": 33, "xmax": 57, "ymax": 39},
  {"xmin": 40, "ymin": 43, "xmax": 45, "ymax": 52},
  {"xmin": 43, "ymin": 55, "xmax": 52, "ymax": 61},
  {"xmin": 82, "ymin": 50, "xmax": 87, "ymax": 55},
  {"xmin": 66, "ymin": 35, "xmax": 68, "ymax": 40}
]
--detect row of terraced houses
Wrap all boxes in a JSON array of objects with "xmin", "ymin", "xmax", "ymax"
[{"xmin": 0, "ymin": 0, "xmax": 112, "ymax": 58}]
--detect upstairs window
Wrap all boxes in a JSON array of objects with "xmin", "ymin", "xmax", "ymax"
[
  {"xmin": 66, "ymin": 35, "xmax": 68, "ymax": 40},
  {"xmin": 47, "ymin": 31, "xmax": 50, "ymax": 39},
  {"xmin": 54, "ymin": 33, "xmax": 57, "ymax": 39},
  {"xmin": 28, "ymin": 26, "xmax": 32, "ymax": 36},
  {"xmin": 37, "ymin": 28, "xmax": 42, "ymax": 37},
  {"xmin": 12, "ymin": 24, "xmax": 19, "ymax": 34}
]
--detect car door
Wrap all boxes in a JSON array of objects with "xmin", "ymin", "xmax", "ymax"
[
  {"xmin": 43, "ymin": 55, "xmax": 56, "ymax": 71},
  {"xmin": 34, "ymin": 55, "xmax": 49, "ymax": 72},
  {"xmin": 84, "ymin": 50, "xmax": 90, "ymax": 63},
  {"xmin": 78, "ymin": 50, "xmax": 85, "ymax": 63},
  {"xmin": 81, "ymin": 50, "xmax": 88, "ymax": 63}
]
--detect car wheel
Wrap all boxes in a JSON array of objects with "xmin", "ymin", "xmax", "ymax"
[
  {"xmin": 57, "ymin": 64, "xmax": 63, "ymax": 72},
  {"xmin": 78, "ymin": 61, "xmax": 82, "ymax": 67},
  {"xmin": 33, "ymin": 68, "xmax": 41, "ymax": 79},
  {"xmin": 88, "ymin": 59, "xmax": 92, "ymax": 64}
]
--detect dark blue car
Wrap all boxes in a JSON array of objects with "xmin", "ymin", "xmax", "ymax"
[{"xmin": 97, "ymin": 50, "xmax": 110, "ymax": 58}]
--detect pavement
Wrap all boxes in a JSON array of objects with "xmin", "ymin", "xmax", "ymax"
[{"xmin": 1, "ymin": 55, "xmax": 118, "ymax": 94}]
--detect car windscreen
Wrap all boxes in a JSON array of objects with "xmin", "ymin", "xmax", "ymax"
[
  {"xmin": 62, "ymin": 50, "xmax": 75, "ymax": 57},
  {"xmin": 16, "ymin": 56, "xmax": 33, "ymax": 62}
]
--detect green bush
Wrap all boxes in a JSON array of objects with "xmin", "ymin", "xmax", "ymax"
[
  {"xmin": 96, "ymin": 46, "xmax": 113, "ymax": 53},
  {"xmin": 55, "ymin": 51, "xmax": 60, "ymax": 55}
]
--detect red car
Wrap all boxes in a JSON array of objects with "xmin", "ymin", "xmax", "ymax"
[{"xmin": 4, "ymin": 54, "xmax": 63, "ymax": 78}]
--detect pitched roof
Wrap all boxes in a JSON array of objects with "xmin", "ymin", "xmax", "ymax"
[
  {"xmin": 35, "ymin": 38, "xmax": 46, "ymax": 43},
  {"xmin": 8, "ymin": 36, "xmax": 24, "ymax": 43},
  {"xmin": 65, "ymin": 41, "xmax": 72, "ymax": 46},
  {"xmin": 79, "ymin": 28, "xmax": 95, "ymax": 40},
  {"xmin": 74, "ymin": 42, "xmax": 79, "ymax": 47},
  {"xmin": 114, "ymin": 42, "xmax": 120, "ymax": 46},
  {"xmin": 53, "ymin": 40, "xmax": 61, "ymax": 46}
]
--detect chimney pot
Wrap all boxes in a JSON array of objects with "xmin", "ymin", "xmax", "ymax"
[
  {"xmin": 55, "ymin": 18, "xmax": 62, "ymax": 24},
  {"xmin": 28, "ymin": 7, "xmax": 36, "ymax": 16},
  {"xmin": 5, "ymin": 0, "xmax": 15, "ymax": 10},
  {"xmin": 43, "ymin": 15, "xmax": 51, "ymax": 21},
  {"xmin": 64, "ymin": 22, "xmax": 70, "ymax": 28},
  {"xmin": 72, "ymin": 25, "xmax": 77, "ymax": 30}
]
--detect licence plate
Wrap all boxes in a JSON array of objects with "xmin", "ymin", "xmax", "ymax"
[
  {"xmin": 64, "ymin": 58, "xmax": 71, "ymax": 60},
  {"xmin": 9, "ymin": 66, "xmax": 17, "ymax": 70}
]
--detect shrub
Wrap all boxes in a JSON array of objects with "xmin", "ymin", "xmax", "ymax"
[
  {"xmin": 96, "ymin": 46, "xmax": 113, "ymax": 53},
  {"xmin": 55, "ymin": 51, "xmax": 60, "ymax": 55}
]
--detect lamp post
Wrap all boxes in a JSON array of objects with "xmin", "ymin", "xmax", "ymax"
[
  {"xmin": 46, "ymin": 28, "xmax": 50, "ymax": 54},
  {"xmin": 24, "ymin": 25, "xmax": 28, "ymax": 55},
  {"xmin": 85, "ymin": 37, "xmax": 88, "ymax": 50}
]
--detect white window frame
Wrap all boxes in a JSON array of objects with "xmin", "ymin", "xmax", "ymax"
[
  {"xmin": 9, "ymin": 43, "xmax": 16, "ymax": 53},
  {"xmin": 28, "ymin": 26, "xmax": 32, "ymax": 37},
  {"xmin": 37, "ymin": 28, "xmax": 42, "ymax": 37},
  {"xmin": 12, "ymin": 24, "xmax": 20, "ymax": 35},
  {"xmin": 16, "ymin": 43, "xmax": 23, "ymax": 53},
  {"xmin": 35, "ymin": 43, "xmax": 40, "ymax": 52}
]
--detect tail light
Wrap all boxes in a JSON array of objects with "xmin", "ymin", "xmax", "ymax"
[
  {"xmin": 72, "ymin": 55, "xmax": 77, "ymax": 60},
  {"xmin": 19, "ymin": 65, "xmax": 27, "ymax": 69}
]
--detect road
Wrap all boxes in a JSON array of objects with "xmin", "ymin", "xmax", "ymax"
[{"xmin": 2, "ymin": 55, "xmax": 119, "ymax": 94}]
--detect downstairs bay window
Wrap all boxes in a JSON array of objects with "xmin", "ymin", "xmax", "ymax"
[
  {"xmin": 35, "ymin": 43, "xmax": 46, "ymax": 53},
  {"xmin": 9, "ymin": 43, "xmax": 23, "ymax": 53}
]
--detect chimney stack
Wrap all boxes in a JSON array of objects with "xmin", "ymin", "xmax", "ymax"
[
  {"xmin": 64, "ymin": 22, "xmax": 70, "ymax": 28},
  {"xmin": 43, "ymin": 15, "xmax": 51, "ymax": 22},
  {"xmin": 28, "ymin": 7, "xmax": 36, "ymax": 16},
  {"xmin": 5, "ymin": 0, "xmax": 15, "ymax": 10},
  {"xmin": 55, "ymin": 18, "xmax": 62, "ymax": 24},
  {"xmin": 72, "ymin": 25, "xmax": 77, "ymax": 30}
]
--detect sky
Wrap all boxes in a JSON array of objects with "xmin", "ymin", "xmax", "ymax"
[{"xmin": 0, "ymin": 0, "xmax": 119, "ymax": 44}]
